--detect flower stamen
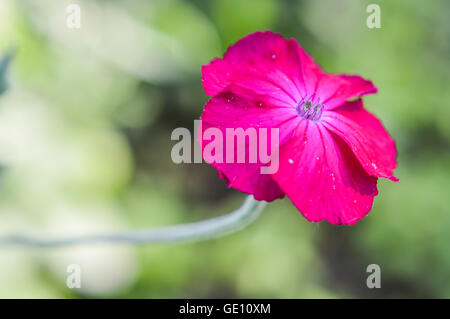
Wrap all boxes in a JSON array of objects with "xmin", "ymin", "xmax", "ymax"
[{"xmin": 297, "ymin": 99, "xmax": 323, "ymax": 121}]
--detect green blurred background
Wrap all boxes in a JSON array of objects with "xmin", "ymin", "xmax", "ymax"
[{"xmin": 0, "ymin": 0, "xmax": 449, "ymax": 298}]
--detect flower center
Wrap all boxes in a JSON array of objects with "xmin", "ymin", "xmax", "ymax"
[{"xmin": 297, "ymin": 99, "xmax": 323, "ymax": 121}]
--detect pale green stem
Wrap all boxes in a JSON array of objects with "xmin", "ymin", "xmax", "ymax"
[{"xmin": 0, "ymin": 196, "xmax": 266, "ymax": 248}]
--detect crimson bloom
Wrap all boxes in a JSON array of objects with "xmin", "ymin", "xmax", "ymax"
[{"xmin": 200, "ymin": 31, "xmax": 397, "ymax": 225}]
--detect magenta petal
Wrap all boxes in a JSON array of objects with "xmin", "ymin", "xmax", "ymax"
[
  {"xmin": 317, "ymin": 74, "xmax": 377, "ymax": 110},
  {"xmin": 322, "ymin": 99, "xmax": 398, "ymax": 181},
  {"xmin": 201, "ymin": 57, "xmax": 233, "ymax": 96},
  {"xmin": 214, "ymin": 163, "xmax": 285, "ymax": 201},
  {"xmin": 200, "ymin": 93, "xmax": 301, "ymax": 201},
  {"xmin": 202, "ymin": 31, "xmax": 310, "ymax": 107},
  {"xmin": 273, "ymin": 121, "xmax": 379, "ymax": 225},
  {"xmin": 284, "ymin": 38, "xmax": 323, "ymax": 98},
  {"xmin": 202, "ymin": 31, "xmax": 377, "ymax": 112}
]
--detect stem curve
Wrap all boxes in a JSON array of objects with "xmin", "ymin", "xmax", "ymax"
[{"xmin": 0, "ymin": 196, "xmax": 266, "ymax": 248}]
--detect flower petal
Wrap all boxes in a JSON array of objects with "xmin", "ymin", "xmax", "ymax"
[
  {"xmin": 202, "ymin": 31, "xmax": 319, "ymax": 108},
  {"xmin": 273, "ymin": 120, "xmax": 379, "ymax": 225},
  {"xmin": 322, "ymin": 99, "xmax": 398, "ymax": 181},
  {"xmin": 214, "ymin": 163, "xmax": 285, "ymax": 201},
  {"xmin": 200, "ymin": 93, "xmax": 301, "ymax": 201},
  {"xmin": 202, "ymin": 31, "xmax": 377, "ymax": 111},
  {"xmin": 316, "ymin": 74, "xmax": 377, "ymax": 110}
]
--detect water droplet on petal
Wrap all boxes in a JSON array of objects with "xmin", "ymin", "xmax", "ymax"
[
  {"xmin": 288, "ymin": 158, "xmax": 294, "ymax": 164},
  {"xmin": 271, "ymin": 53, "xmax": 277, "ymax": 60},
  {"xmin": 371, "ymin": 163, "xmax": 378, "ymax": 170}
]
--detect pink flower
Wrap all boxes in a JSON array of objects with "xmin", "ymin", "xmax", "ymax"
[{"xmin": 200, "ymin": 31, "xmax": 398, "ymax": 225}]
